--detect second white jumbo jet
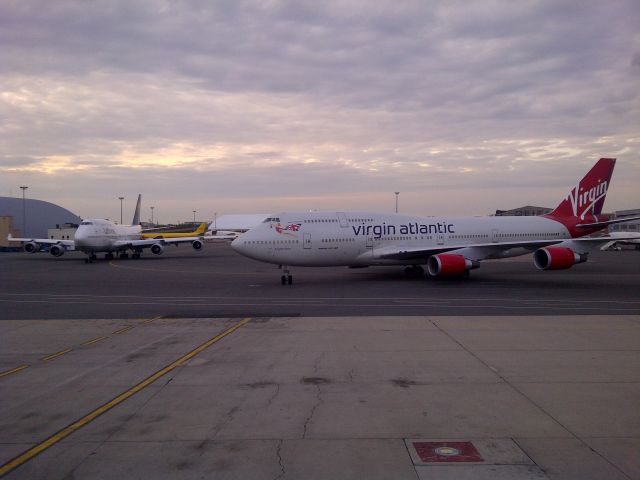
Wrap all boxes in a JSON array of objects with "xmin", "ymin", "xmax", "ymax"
[
  {"xmin": 9, "ymin": 195, "xmax": 205, "ymax": 263},
  {"xmin": 231, "ymin": 158, "xmax": 640, "ymax": 284}
]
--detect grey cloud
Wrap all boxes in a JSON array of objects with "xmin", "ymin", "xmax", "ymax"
[
  {"xmin": 0, "ymin": 0, "xmax": 638, "ymax": 220},
  {"xmin": 0, "ymin": 156, "xmax": 39, "ymax": 168}
]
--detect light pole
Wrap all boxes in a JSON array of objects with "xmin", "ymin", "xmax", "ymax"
[
  {"xmin": 214, "ymin": 212, "xmax": 217, "ymax": 230},
  {"xmin": 118, "ymin": 197, "xmax": 124, "ymax": 224},
  {"xmin": 193, "ymin": 210, "xmax": 196, "ymax": 223},
  {"xmin": 150, "ymin": 206, "xmax": 155, "ymax": 225},
  {"xmin": 19, "ymin": 186, "xmax": 28, "ymax": 236},
  {"xmin": 394, "ymin": 192, "xmax": 400, "ymax": 214}
]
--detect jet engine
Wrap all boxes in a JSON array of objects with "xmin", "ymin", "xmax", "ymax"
[
  {"xmin": 191, "ymin": 239, "xmax": 203, "ymax": 250},
  {"xmin": 23, "ymin": 242, "xmax": 40, "ymax": 254},
  {"xmin": 427, "ymin": 254, "xmax": 479, "ymax": 277},
  {"xmin": 49, "ymin": 244, "xmax": 65, "ymax": 257},
  {"xmin": 534, "ymin": 247, "xmax": 587, "ymax": 270},
  {"xmin": 150, "ymin": 243, "xmax": 165, "ymax": 255}
]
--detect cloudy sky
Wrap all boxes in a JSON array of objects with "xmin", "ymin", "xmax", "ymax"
[{"xmin": 1, "ymin": 0, "xmax": 638, "ymax": 223}]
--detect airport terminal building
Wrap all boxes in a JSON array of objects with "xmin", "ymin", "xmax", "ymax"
[
  {"xmin": 495, "ymin": 205, "xmax": 553, "ymax": 216},
  {"xmin": 609, "ymin": 208, "xmax": 640, "ymax": 232}
]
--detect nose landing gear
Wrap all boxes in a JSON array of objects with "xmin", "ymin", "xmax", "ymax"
[{"xmin": 280, "ymin": 265, "xmax": 293, "ymax": 285}]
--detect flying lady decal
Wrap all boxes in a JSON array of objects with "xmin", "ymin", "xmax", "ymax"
[{"xmin": 274, "ymin": 222, "xmax": 301, "ymax": 237}]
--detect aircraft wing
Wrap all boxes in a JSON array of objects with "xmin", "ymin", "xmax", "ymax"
[
  {"xmin": 373, "ymin": 236, "xmax": 628, "ymax": 262},
  {"xmin": 599, "ymin": 232, "xmax": 640, "ymax": 250},
  {"xmin": 114, "ymin": 236, "xmax": 203, "ymax": 249},
  {"xmin": 202, "ymin": 233, "xmax": 240, "ymax": 241},
  {"xmin": 7, "ymin": 234, "xmax": 76, "ymax": 250},
  {"xmin": 372, "ymin": 239, "xmax": 558, "ymax": 261}
]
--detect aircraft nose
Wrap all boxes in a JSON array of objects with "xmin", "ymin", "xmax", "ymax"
[
  {"xmin": 230, "ymin": 236, "xmax": 244, "ymax": 253},
  {"xmin": 74, "ymin": 227, "xmax": 87, "ymax": 246}
]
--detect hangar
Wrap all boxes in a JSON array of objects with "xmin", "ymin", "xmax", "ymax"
[{"xmin": 0, "ymin": 196, "xmax": 81, "ymax": 249}]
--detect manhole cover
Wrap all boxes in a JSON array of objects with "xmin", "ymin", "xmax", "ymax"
[{"xmin": 412, "ymin": 441, "xmax": 484, "ymax": 463}]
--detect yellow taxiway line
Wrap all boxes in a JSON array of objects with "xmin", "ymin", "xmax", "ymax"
[
  {"xmin": 141, "ymin": 315, "xmax": 163, "ymax": 324},
  {"xmin": 0, "ymin": 365, "xmax": 29, "ymax": 378},
  {"xmin": 0, "ymin": 316, "xmax": 157, "ymax": 381},
  {"xmin": 0, "ymin": 317, "xmax": 251, "ymax": 478},
  {"xmin": 112, "ymin": 325, "xmax": 134, "ymax": 335},
  {"xmin": 41, "ymin": 348, "xmax": 73, "ymax": 362},
  {"xmin": 81, "ymin": 336, "xmax": 107, "ymax": 346}
]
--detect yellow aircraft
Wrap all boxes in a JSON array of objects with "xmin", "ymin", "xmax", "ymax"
[{"xmin": 141, "ymin": 222, "xmax": 207, "ymax": 239}]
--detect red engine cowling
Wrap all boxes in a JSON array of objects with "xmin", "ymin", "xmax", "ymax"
[
  {"xmin": 427, "ymin": 254, "xmax": 479, "ymax": 277},
  {"xmin": 534, "ymin": 247, "xmax": 587, "ymax": 270}
]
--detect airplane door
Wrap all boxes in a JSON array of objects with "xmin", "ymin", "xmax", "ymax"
[
  {"xmin": 366, "ymin": 236, "xmax": 374, "ymax": 249},
  {"xmin": 437, "ymin": 234, "xmax": 445, "ymax": 245},
  {"xmin": 492, "ymin": 229, "xmax": 499, "ymax": 243},
  {"xmin": 303, "ymin": 233, "xmax": 312, "ymax": 249},
  {"xmin": 337, "ymin": 212, "xmax": 349, "ymax": 228}
]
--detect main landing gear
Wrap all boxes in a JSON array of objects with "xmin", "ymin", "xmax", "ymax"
[
  {"xmin": 280, "ymin": 265, "xmax": 293, "ymax": 285},
  {"xmin": 116, "ymin": 250, "xmax": 141, "ymax": 260},
  {"xmin": 404, "ymin": 265, "xmax": 425, "ymax": 278},
  {"xmin": 83, "ymin": 251, "xmax": 142, "ymax": 263}
]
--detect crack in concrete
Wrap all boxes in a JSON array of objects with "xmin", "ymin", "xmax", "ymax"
[
  {"xmin": 302, "ymin": 384, "xmax": 322, "ymax": 439},
  {"xmin": 301, "ymin": 351, "xmax": 328, "ymax": 438},
  {"xmin": 266, "ymin": 383, "xmax": 281, "ymax": 408},
  {"xmin": 211, "ymin": 405, "xmax": 240, "ymax": 438},
  {"xmin": 273, "ymin": 439, "xmax": 285, "ymax": 480},
  {"xmin": 312, "ymin": 350, "xmax": 326, "ymax": 374}
]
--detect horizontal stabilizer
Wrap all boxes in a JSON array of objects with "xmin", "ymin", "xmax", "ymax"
[{"xmin": 576, "ymin": 216, "xmax": 640, "ymax": 229}]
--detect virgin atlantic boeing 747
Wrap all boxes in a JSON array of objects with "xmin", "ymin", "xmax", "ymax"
[{"xmin": 231, "ymin": 158, "xmax": 640, "ymax": 284}]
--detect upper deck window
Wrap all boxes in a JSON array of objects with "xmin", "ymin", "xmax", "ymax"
[{"xmin": 80, "ymin": 221, "xmax": 93, "ymax": 225}]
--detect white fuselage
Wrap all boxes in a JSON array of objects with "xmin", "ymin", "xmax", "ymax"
[
  {"xmin": 74, "ymin": 219, "xmax": 141, "ymax": 253},
  {"xmin": 231, "ymin": 212, "xmax": 572, "ymax": 266}
]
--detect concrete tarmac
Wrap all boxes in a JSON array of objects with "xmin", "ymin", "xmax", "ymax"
[
  {"xmin": 1, "ymin": 315, "xmax": 639, "ymax": 479},
  {"xmin": 0, "ymin": 244, "xmax": 639, "ymax": 479}
]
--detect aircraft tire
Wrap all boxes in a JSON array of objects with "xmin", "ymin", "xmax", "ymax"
[{"xmin": 405, "ymin": 265, "xmax": 424, "ymax": 278}]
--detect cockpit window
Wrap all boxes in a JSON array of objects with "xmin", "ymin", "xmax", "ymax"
[
  {"xmin": 262, "ymin": 217, "xmax": 281, "ymax": 223},
  {"xmin": 80, "ymin": 221, "xmax": 93, "ymax": 225}
]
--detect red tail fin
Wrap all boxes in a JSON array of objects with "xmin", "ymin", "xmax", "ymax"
[{"xmin": 546, "ymin": 158, "xmax": 616, "ymax": 221}]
